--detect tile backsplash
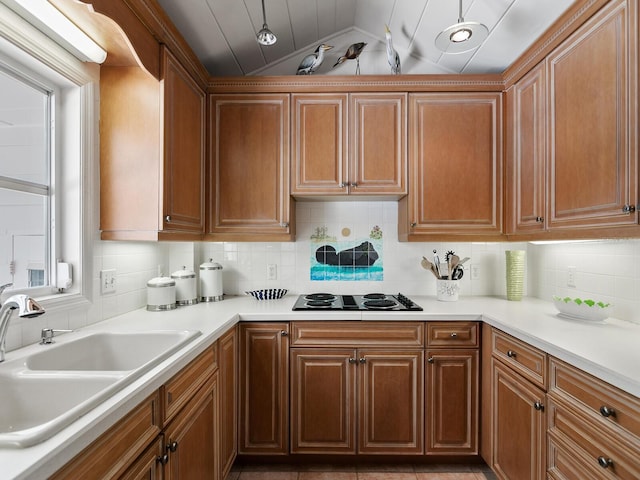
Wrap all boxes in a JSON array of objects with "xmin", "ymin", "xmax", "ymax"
[{"xmin": 6, "ymin": 201, "xmax": 640, "ymax": 353}]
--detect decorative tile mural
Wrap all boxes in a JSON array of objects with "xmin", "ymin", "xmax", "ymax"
[{"xmin": 310, "ymin": 225, "xmax": 383, "ymax": 281}]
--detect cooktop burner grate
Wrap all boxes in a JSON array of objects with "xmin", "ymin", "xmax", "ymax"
[{"xmin": 292, "ymin": 293, "xmax": 422, "ymax": 311}]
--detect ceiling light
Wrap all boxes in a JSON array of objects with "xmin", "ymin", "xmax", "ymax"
[
  {"xmin": 435, "ymin": 0, "xmax": 488, "ymax": 54},
  {"xmin": 256, "ymin": 0, "xmax": 277, "ymax": 46}
]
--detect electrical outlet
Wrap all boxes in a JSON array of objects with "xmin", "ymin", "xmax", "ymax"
[
  {"xmin": 100, "ymin": 269, "xmax": 116, "ymax": 294},
  {"xmin": 471, "ymin": 264, "xmax": 480, "ymax": 280},
  {"xmin": 267, "ymin": 264, "xmax": 277, "ymax": 280},
  {"xmin": 567, "ymin": 266, "xmax": 577, "ymax": 287}
]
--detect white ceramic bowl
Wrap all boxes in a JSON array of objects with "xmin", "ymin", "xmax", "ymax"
[{"xmin": 552, "ymin": 296, "xmax": 612, "ymax": 322}]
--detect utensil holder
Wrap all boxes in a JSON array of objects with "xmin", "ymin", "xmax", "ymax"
[
  {"xmin": 506, "ymin": 250, "xmax": 526, "ymax": 301},
  {"xmin": 436, "ymin": 279, "xmax": 460, "ymax": 302}
]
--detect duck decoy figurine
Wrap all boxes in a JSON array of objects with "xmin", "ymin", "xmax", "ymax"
[
  {"xmin": 296, "ymin": 44, "xmax": 333, "ymax": 75},
  {"xmin": 333, "ymin": 42, "xmax": 367, "ymax": 74},
  {"xmin": 384, "ymin": 25, "xmax": 401, "ymax": 74}
]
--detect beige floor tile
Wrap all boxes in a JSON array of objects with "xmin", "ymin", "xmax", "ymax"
[
  {"xmin": 299, "ymin": 472, "xmax": 358, "ymax": 480},
  {"xmin": 413, "ymin": 465, "xmax": 473, "ymax": 473},
  {"xmin": 357, "ymin": 464, "xmax": 415, "ymax": 472},
  {"xmin": 416, "ymin": 474, "xmax": 480, "ymax": 480},
  {"xmin": 357, "ymin": 473, "xmax": 418, "ymax": 480},
  {"xmin": 238, "ymin": 472, "xmax": 299, "ymax": 480}
]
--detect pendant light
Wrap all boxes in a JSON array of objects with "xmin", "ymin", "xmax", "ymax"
[
  {"xmin": 256, "ymin": 0, "xmax": 277, "ymax": 46},
  {"xmin": 435, "ymin": 0, "xmax": 488, "ymax": 54}
]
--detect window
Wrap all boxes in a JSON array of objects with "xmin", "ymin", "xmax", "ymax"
[
  {"xmin": 0, "ymin": 1, "xmax": 101, "ymax": 308},
  {"xmin": 0, "ymin": 65, "xmax": 52, "ymax": 292}
]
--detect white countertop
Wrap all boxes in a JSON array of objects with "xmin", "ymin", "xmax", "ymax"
[{"xmin": 3, "ymin": 294, "xmax": 640, "ymax": 479}]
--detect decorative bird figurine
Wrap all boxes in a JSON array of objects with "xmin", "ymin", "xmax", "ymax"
[
  {"xmin": 296, "ymin": 44, "xmax": 334, "ymax": 75},
  {"xmin": 333, "ymin": 42, "xmax": 367, "ymax": 74},
  {"xmin": 384, "ymin": 25, "xmax": 401, "ymax": 75}
]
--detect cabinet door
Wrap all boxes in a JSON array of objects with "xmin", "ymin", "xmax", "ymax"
[
  {"xmin": 219, "ymin": 326, "xmax": 237, "ymax": 479},
  {"xmin": 358, "ymin": 349, "xmax": 424, "ymax": 454},
  {"xmin": 349, "ymin": 93, "xmax": 407, "ymax": 195},
  {"xmin": 164, "ymin": 374, "xmax": 218, "ymax": 480},
  {"xmin": 161, "ymin": 46, "xmax": 206, "ymax": 234},
  {"xmin": 492, "ymin": 359, "xmax": 546, "ymax": 480},
  {"xmin": 506, "ymin": 63, "xmax": 547, "ymax": 234},
  {"xmin": 209, "ymin": 95, "xmax": 293, "ymax": 240},
  {"xmin": 119, "ymin": 438, "xmax": 164, "ymax": 480},
  {"xmin": 291, "ymin": 93, "xmax": 348, "ymax": 195},
  {"xmin": 547, "ymin": 0, "xmax": 637, "ymax": 230},
  {"xmin": 290, "ymin": 348, "xmax": 357, "ymax": 454},
  {"xmin": 402, "ymin": 93, "xmax": 503, "ymax": 238},
  {"xmin": 426, "ymin": 349, "xmax": 478, "ymax": 455},
  {"xmin": 239, "ymin": 323, "xmax": 289, "ymax": 454}
]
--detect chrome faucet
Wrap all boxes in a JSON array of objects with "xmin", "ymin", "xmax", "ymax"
[{"xmin": 0, "ymin": 294, "xmax": 45, "ymax": 362}]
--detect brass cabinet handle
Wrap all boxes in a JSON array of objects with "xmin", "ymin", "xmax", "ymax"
[
  {"xmin": 165, "ymin": 215, "xmax": 171, "ymax": 223},
  {"xmin": 599, "ymin": 405, "xmax": 616, "ymax": 418},
  {"xmin": 533, "ymin": 401, "xmax": 544, "ymax": 411},
  {"xmin": 157, "ymin": 454, "xmax": 169, "ymax": 465},
  {"xmin": 167, "ymin": 440, "xmax": 178, "ymax": 452},
  {"xmin": 348, "ymin": 358, "xmax": 356, "ymax": 364},
  {"xmin": 359, "ymin": 357, "xmax": 366, "ymax": 364},
  {"xmin": 410, "ymin": 222, "xmax": 417, "ymax": 228},
  {"xmin": 597, "ymin": 456, "xmax": 613, "ymax": 469},
  {"xmin": 350, "ymin": 182, "xmax": 358, "ymax": 187},
  {"xmin": 535, "ymin": 216, "xmax": 544, "ymax": 222},
  {"xmin": 507, "ymin": 350, "xmax": 517, "ymax": 358},
  {"xmin": 427, "ymin": 357, "xmax": 434, "ymax": 364},
  {"xmin": 450, "ymin": 332, "xmax": 457, "ymax": 338},
  {"xmin": 280, "ymin": 330, "xmax": 288, "ymax": 336}
]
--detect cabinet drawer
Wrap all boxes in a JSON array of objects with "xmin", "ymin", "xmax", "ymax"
[
  {"xmin": 491, "ymin": 328, "xmax": 547, "ymax": 389},
  {"xmin": 51, "ymin": 390, "xmax": 161, "ymax": 480},
  {"xmin": 427, "ymin": 322, "xmax": 478, "ymax": 347},
  {"xmin": 163, "ymin": 343, "xmax": 217, "ymax": 424},
  {"xmin": 291, "ymin": 321, "xmax": 424, "ymax": 347},
  {"xmin": 550, "ymin": 357, "xmax": 640, "ymax": 440},
  {"xmin": 548, "ymin": 396, "xmax": 640, "ymax": 480}
]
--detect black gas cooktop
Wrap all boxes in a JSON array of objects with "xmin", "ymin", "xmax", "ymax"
[{"xmin": 292, "ymin": 293, "xmax": 422, "ymax": 311}]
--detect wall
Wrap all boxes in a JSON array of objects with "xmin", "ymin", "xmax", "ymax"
[{"xmin": 6, "ymin": 201, "xmax": 640, "ymax": 353}]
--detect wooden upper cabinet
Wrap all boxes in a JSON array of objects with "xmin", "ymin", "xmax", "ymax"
[
  {"xmin": 399, "ymin": 92, "xmax": 503, "ymax": 240},
  {"xmin": 547, "ymin": 0, "xmax": 638, "ymax": 230},
  {"xmin": 506, "ymin": 63, "xmax": 547, "ymax": 235},
  {"xmin": 100, "ymin": 46, "xmax": 206, "ymax": 241},
  {"xmin": 161, "ymin": 47, "xmax": 206, "ymax": 235},
  {"xmin": 208, "ymin": 94, "xmax": 294, "ymax": 241},
  {"xmin": 291, "ymin": 93, "xmax": 347, "ymax": 195},
  {"xmin": 291, "ymin": 93, "xmax": 407, "ymax": 197}
]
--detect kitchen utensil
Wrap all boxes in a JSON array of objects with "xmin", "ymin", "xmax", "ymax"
[
  {"xmin": 452, "ymin": 265, "xmax": 464, "ymax": 280},
  {"xmin": 448, "ymin": 254, "xmax": 460, "ymax": 279},
  {"xmin": 199, "ymin": 259, "xmax": 223, "ymax": 302},
  {"xmin": 146, "ymin": 276, "xmax": 176, "ymax": 311},
  {"xmin": 421, "ymin": 256, "xmax": 440, "ymax": 279},
  {"xmin": 171, "ymin": 266, "xmax": 198, "ymax": 305},
  {"xmin": 458, "ymin": 257, "xmax": 470, "ymax": 266},
  {"xmin": 432, "ymin": 250, "xmax": 442, "ymax": 278}
]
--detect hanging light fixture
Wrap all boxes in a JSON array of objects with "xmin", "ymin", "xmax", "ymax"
[
  {"xmin": 435, "ymin": 0, "xmax": 488, "ymax": 54},
  {"xmin": 256, "ymin": 0, "xmax": 277, "ymax": 46}
]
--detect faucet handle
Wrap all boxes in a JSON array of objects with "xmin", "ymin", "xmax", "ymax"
[
  {"xmin": 40, "ymin": 328, "xmax": 73, "ymax": 345},
  {"xmin": 0, "ymin": 283, "xmax": 13, "ymax": 295}
]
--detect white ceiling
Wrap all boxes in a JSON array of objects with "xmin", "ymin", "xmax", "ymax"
[{"xmin": 156, "ymin": 0, "xmax": 575, "ymax": 77}]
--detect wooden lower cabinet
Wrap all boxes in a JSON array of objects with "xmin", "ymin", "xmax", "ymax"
[
  {"xmin": 218, "ymin": 326, "xmax": 238, "ymax": 479},
  {"xmin": 239, "ymin": 323, "xmax": 289, "ymax": 454},
  {"xmin": 164, "ymin": 374, "xmax": 219, "ymax": 480},
  {"xmin": 290, "ymin": 347, "xmax": 424, "ymax": 455},
  {"xmin": 120, "ymin": 438, "xmax": 164, "ymax": 480},
  {"xmin": 426, "ymin": 349, "xmax": 478, "ymax": 455},
  {"xmin": 491, "ymin": 359, "xmax": 546, "ymax": 480}
]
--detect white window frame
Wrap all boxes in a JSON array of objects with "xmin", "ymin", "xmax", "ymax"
[{"xmin": 0, "ymin": 1, "xmax": 98, "ymax": 313}]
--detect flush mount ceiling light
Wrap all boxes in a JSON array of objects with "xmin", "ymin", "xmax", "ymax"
[
  {"xmin": 256, "ymin": 0, "xmax": 277, "ymax": 46},
  {"xmin": 435, "ymin": 0, "xmax": 488, "ymax": 54}
]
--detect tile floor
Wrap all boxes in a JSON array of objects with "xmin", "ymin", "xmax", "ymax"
[{"xmin": 227, "ymin": 464, "xmax": 498, "ymax": 480}]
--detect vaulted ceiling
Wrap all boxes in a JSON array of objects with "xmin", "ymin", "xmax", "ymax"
[{"xmin": 156, "ymin": 0, "xmax": 574, "ymax": 77}]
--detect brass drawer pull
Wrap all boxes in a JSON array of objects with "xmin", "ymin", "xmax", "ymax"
[
  {"xmin": 533, "ymin": 401, "xmax": 544, "ymax": 411},
  {"xmin": 450, "ymin": 332, "xmax": 457, "ymax": 338},
  {"xmin": 507, "ymin": 350, "xmax": 517, "ymax": 358}
]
